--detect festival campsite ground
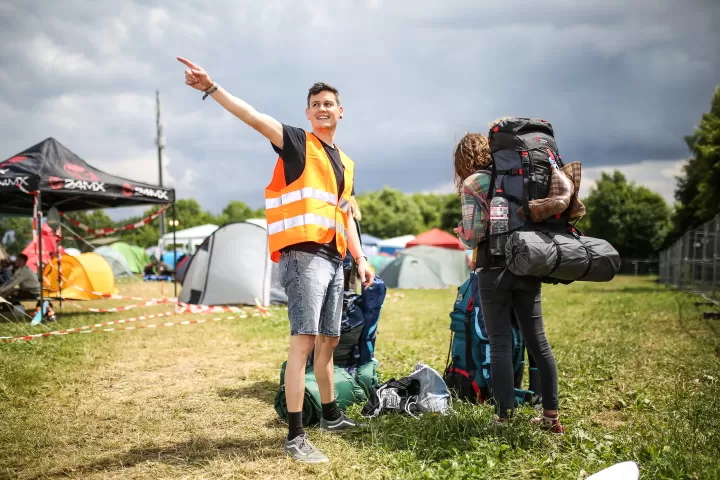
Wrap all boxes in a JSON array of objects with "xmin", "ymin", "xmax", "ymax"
[{"xmin": 0, "ymin": 276, "xmax": 718, "ymax": 479}]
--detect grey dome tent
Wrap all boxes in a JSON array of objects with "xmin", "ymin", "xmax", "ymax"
[
  {"xmin": 179, "ymin": 221, "xmax": 287, "ymax": 307},
  {"xmin": 379, "ymin": 245, "xmax": 469, "ymax": 289},
  {"xmin": 94, "ymin": 246, "xmax": 135, "ymax": 278}
]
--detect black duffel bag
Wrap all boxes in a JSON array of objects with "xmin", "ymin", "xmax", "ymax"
[{"xmin": 504, "ymin": 227, "xmax": 621, "ymax": 284}]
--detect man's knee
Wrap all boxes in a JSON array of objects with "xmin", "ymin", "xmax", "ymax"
[
  {"xmin": 289, "ymin": 334, "xmax": 316, "ymax": 358},
  {"xmin": 316, "ymin": 335, "xmax": 340, "ymax": 351}
]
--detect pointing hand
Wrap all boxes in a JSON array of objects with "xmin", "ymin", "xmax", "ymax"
[{"xmin": 177, "ymin": 56, "xmax": 213, "ymax": 91}]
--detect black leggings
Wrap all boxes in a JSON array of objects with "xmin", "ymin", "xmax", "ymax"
[{"xmin": 478, "ymin": 268, "xmax": 558, "ymax": 417}]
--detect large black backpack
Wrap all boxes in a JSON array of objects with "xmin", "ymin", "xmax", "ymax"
[
  {"xmin": 476, "ymin": 118, "xmax": 567, "ymax": 268},
  {"xmin": 477, "ymin": 117, "xmax": 621, "ymax": 283}
]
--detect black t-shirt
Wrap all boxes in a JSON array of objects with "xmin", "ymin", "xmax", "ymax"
[{"xmin": 271, "ymin": 125, "xmax": 355, "ymax": 262}]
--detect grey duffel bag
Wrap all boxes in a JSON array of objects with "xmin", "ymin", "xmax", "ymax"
[{"xmin": 504, "ymin": 229, "xmax": 621, "ymax": 283}]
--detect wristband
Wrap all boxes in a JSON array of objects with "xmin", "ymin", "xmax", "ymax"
[
  {"xmin": 202, "ymin": 83, "xmax": 219, "ymax": 100},
  {"xmin": 355, "ymin": 255, "xmax": 368, "ymax": 263}
]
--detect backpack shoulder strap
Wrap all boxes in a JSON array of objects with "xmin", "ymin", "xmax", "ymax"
[
  {"xmin": 520, "ymin": 151, "xmax": 532, "ymax": 220},
  {"xmin": 464, "ymin": 298, "xmax": 477, "ymax": 375}
]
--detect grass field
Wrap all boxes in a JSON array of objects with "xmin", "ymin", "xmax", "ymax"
[{"xmin": 1, "ymin": 276, "xmax": 719, "ymax": 479}]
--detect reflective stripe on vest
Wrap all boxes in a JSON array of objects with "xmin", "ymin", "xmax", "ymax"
[
  {"xmin": 268, "ymin": 213, "xmax": 348, "ymax": 238},
  {"xmin": 265, "ymin": 187, "xmax": 339, "ymax": 210}
]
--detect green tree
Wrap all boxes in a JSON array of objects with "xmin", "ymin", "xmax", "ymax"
[
  {"xmin": 670, "ymin": 85, "xmax": 720, "ymax": 239},
  {"xmin": 411, "ymin": 193, "xmax": 444, "ymax": 230},
  {"xmin": 580, "ymin": 171, "xmax": 671, "ymax": 258},
  {"xmin": 356, "ymin": 187, "xmax": 424, "ymax": 238},
  {"xmin": 214, "ymin": 201, "xmax": 266, "ymax": 225},
  {"xmin": 0, "ymin": 216, "xmax": 33, "ymax": 255},
  {"xmin": 440, "ymin": 194, "xmax": 462, "ymax": 233}
]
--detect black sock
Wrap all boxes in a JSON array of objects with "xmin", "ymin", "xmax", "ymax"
[
  {"xmin": 322, "ymin": 400, "xmax": 342, "ymax": 421},
  {"xmin": 287, "ymin": 412, "xmax": 305, "ymax": 441}
]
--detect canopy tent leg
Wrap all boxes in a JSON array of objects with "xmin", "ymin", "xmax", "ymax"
[
  {"xmin": 57, "ymin": 227, "xmax": 63, "ymax": 308},
  {"xmin": 37, "ymin": 191, "xmax": 44, "ymax": 314},
  {"xmin": 172, "ymin": 202, "xmax": 177, "ymax": 297}
]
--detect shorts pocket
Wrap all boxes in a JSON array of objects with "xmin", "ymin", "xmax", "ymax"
[{"xmin": 278, "ymin": 252, "xmax": 292, "ymax": 288}]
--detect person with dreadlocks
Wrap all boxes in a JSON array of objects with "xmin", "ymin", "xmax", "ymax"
[
  {"xmin": 452, "ymin": 129, "xmax": 564, "ymax": 434},
  {"xmin": 452, "ymin": 132, "xmax": 493, "ymax": 260}
]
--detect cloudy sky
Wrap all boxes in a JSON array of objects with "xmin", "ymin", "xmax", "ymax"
[{"xmin": 1, "ymin": 0, "xmax": 718, "ymax": 220}]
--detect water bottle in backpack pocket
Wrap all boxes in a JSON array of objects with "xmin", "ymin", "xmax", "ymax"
[{"xmin": 490, "ymin": 193, "xmax": 509, "ymax": 256}]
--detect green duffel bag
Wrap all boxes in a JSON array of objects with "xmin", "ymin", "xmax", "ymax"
[{"xmin": 275, "ymin": 362, "xmax": 368, "ymax": 426}]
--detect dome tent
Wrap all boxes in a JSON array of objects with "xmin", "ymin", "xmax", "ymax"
[
  {"xmin": 406, "ymin": 228, "xmax": 465, "ymax": 250},
  {"xmin": 94, "ymin": 246, "xmax": 135, "ymax": 278},
  {"xmin": 379, "ymin": 245, "xmax": 469, "ymax": 289},
  {"xmin": 109, "ymin": 242, "xmax": 150, "ymax": 274},
  {"xmin": 179, "ymin": 221, "xmax": 286, "ymax": 307},
  {"xmin": 43, "ymin": 252, "xmax": 118, "ymax": 300}
]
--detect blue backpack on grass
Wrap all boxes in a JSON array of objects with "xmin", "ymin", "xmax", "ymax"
[{"xmin": 443, "ymin": 271, "xmax": 537, "ymax": 406}]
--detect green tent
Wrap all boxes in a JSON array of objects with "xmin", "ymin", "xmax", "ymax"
[
  {"xmin": 109, "ymin": 242, "xmax": 151, "ymax": 274},
  {"xmin": 379, "ymin": 245, "xmax": 469, "ymax": 289},
  {"xmin": 369, "ymin": 254, "xmax": 393, "ymax": 274}
]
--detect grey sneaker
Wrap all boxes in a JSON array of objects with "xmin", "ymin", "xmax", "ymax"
[
  {"xmin": 284, "ymin": 434, "xmax": 328, "ymax": 463},
  {"xmin": 320, "ymin": 411, "xmax": 360, "ymax": 432}
]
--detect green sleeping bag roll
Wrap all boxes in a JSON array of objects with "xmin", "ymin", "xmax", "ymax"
[
  {"xmin": 275, "ymin": 362, "xmax": 369, "ymax": 426},
  {"xmin": 355, "ymin": 359, "xmax": 380, "ymax": 396}
]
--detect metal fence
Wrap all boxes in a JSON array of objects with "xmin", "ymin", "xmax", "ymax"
[{"xmin": 658, "ymin": 214, "xmax": 720, "ymax": 317}]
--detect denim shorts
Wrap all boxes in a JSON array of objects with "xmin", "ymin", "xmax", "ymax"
[{"xmin": 278, "ymin": 250, "xmax": 344, "ymax": 337}]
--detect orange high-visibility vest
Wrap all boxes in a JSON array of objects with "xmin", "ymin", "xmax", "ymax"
[{"xmin": 265, "ymin": 133, "xmax": 355, "ymax": 263}]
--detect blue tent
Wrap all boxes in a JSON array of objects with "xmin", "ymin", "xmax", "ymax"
[
  {"xmin": 161, "ymin": 251, "xmax": 184, "ymax": 269},
  {"xmin": 361, "ymin": 233, "xmax": 382, "ymax": 246}
]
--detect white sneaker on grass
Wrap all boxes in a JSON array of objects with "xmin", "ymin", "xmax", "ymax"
[{"xmin": 284, "ymin": 434, "xmax": 328, "ymax": 463}]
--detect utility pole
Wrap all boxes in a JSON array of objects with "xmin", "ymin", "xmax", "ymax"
[{"xmin": 156, "ymin": 90, "xmax": 166, "ymax": 238}]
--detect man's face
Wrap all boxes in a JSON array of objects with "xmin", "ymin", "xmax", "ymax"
[
  {"xmin": 14, "ymin": 257, "xmax": 25, "ymax": 269},
  {"xmin": 306, "ymin": 91, "xmax": 343, "ymax": 131}
]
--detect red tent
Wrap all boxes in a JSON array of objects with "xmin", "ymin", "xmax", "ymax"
[
  {"xmin": 405, "ymin": 228, "xmax": 465, "ymax": 250},
  {"xmin": 22, "ymin": 223, "xmax": 62, "ymax": 272}
]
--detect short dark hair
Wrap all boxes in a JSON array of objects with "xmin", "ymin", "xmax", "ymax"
[
  {"xmin": 17, "ymin": 253, "xmax": 28, "ymax": 263},
  {"xmin": 307, "ymin": 82, "xmax": 340, "ymax": 107}
]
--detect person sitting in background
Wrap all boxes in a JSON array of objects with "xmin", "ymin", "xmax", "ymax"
[
  {"xmin": 143, "ymin": 259, "xmax": 158, "ymax": 277},
  {"xmin": 0, "ymin": 254, "xmax": 41, "ymax": 301},
  {"xmin": 0, "ymin": 259, "xmax": 13, "ymax": 284},
  {"xmin": 156, "ymin": 260, "xmax": 174, "ymax": 277}
]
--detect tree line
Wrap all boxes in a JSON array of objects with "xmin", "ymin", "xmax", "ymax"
[{"xmin": 1, "ymin": 87, "xmax": 717, "ymax": 259}]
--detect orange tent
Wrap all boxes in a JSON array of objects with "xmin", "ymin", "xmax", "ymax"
[
  {"xmin": 405, "ymin": 228, "xmax": 465, "ymax": 250},
  {"xmin": 43, "ymin": 252, "xmax": 118, "ymax": 300}
]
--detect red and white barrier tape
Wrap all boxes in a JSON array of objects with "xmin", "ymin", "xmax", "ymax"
[
  {"xmin": 176, "ymin": 303, "xmax": 247, "ymax": 314},
  {"xmin": 43, "ymin": 264, "xmax": 269, "ymax": 316},
  {"xmin": 0, "ymin": 311, "xmax": 176, "ymax": 342},
  {"xmin": 69, "ymin": 298, "xmax": 174, "ymax": 313},
  {"xmin": 1, "ymin": 312, "xmax": 247, "ymax": 343},
  {"xmin": 59, "ymin": 204, "xmax": 169, "ymax": 238}
]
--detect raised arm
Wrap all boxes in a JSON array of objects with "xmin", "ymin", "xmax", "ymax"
[{"xmin": 177, "ymin": 56, "xmax": 283, "ymax": 149}]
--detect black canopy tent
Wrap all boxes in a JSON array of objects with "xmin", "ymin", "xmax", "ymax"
[{"xmin": 0, "ymin": 138, "xmax": 178, "ymax": 309}]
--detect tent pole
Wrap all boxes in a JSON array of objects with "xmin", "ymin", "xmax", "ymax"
[
  {"xmin": 37, "ymin": 191, "xmax": 44, "ymax": 314},
  {"xmin": 57, "ymin": 227, "xmax": 63, "ymax": 308},
  {"xmin": 172, "ymin": 202, "xmax": 177, "ymax": 297}
]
